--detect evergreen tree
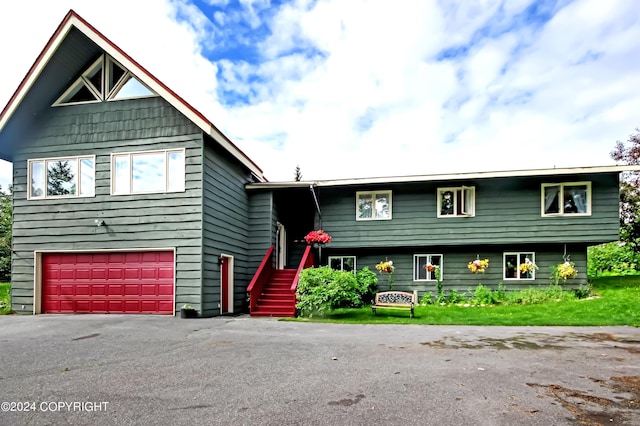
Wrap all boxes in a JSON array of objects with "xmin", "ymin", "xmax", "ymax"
[
  {"xmin": 47, "ymin": 160, "xmax": 75, "ymax": 196},
  {"xmin": 294, "ymin": 165, "xmax": 302, "ymax": 182}
]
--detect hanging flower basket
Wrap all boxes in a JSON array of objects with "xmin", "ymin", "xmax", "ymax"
[
  {"xmin": 304, "ymin": 230, "xmax": 332, "ymax": 245},
  {"xmin": 468, "ymin": 258, "xmax": 489, "ymax": 273},
  {"xmin": 375, "ymin": 260, "xmax": 395, "ymax": 274},
  {"xmin": 376, "ymin": 260, "xmax": 395, "ymax": 290},
  {"xmin": 552, "ymin": 261, "xmax": 577, "ymax": 283}
]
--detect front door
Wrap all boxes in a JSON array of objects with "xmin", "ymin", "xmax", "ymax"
[
  {"xmin": 220, "ymin": 254, "xmax": 233, "ymax": 314},
  {"xmin": 277, "ymin": 222, "xmax": 287, "ymax": 269}
]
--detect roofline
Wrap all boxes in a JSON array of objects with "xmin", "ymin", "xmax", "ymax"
[
  {"xmin": 0, "ymin": 10, "xmax": 266, "ymax": 182},
  {"xmin": 246, "ymin": 165, "xmax": 640, "ymax": 189}
]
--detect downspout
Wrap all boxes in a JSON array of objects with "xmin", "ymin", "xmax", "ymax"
[
  {"xmin": 309, "ymin": 183, "xmax": 323, "ymax": 265},
  {"xmin": 309, "ymin": 184, "xmax": 322, "ymax": 229}
]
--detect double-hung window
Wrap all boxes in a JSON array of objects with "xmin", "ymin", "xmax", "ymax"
[
  {"xmin": 111, "ymin": 149, "xmax": 185, "ymax": 195},
  {"xmin": 329, "ymin": 256, "xmax": 356, "ymax": 273},
  {"xmin": 356, "ymin": 190, "xmax": 392, "ymax": 220},
  {"xmin": 28, "ymin": 156, "xmax": 95, "ymax": 199},
  {"xmin": 437, "ymin": 186, "xmax": 474, "ymax": 217},
  {"xmin": 504, "ymin": 252, "xmax": 536, "ymax": 280},
  {"xmin": 413, "ymin": 254, "xmax": 443, "ymax": 281},
  {"xmin": 541, "ymin": 182, "xmax": 591, "ymax": 216}
]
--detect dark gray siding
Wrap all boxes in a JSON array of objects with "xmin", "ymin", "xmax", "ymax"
[
  {"xmin": 201, "ymin": 137, "xmax": 255, "ymax": 316},
  {"xmin": 10, "ymin": 96, "xmax": 204, "ymax": 314},
  {"xmin": 324, "ymin": 243, "xmax": 588, "ymax": 299},
  {"xmin": 248, "ymin": 191, "xmax": 276, "ymax": 272},
  {"xmin": 319, "ymin": 173, "xmax": 620, "ymax": 249}
]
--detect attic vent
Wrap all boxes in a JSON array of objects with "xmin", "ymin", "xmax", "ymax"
[{"xmin": 53, "ymin": 54, "xmax": 156, "ymax": 106}]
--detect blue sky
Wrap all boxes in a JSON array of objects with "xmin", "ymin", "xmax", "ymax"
[{"xmin": 1, "ymin": 0, "xmax": 640, "ymax": 188}]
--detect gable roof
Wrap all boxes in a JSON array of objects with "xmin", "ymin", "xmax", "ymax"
[{"xmin": 0, "ymin": 9, "xmax": 266, "ymax": 181}]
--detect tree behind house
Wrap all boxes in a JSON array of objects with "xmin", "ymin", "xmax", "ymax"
[
  {"xmin": 610, "ymin": 128, "xmax": 640, "ymax": 252},
  {"xmin": 0, "ymin": 186, "xmax": 11, "ymax": 281}
]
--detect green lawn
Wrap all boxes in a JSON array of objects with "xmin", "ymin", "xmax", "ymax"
[
  {"xmin": 286, "ymin": 276, "xmax": 640, "ymax": 326},
  {"xmin": 0, "ymin": 283, "xmax": 11, "ymax": 315}
]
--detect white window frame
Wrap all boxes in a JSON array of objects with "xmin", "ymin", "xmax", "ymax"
[
  {"xmin": 541, "ymin": 182, "xmax": 591, "ymax": 216},
  {"xmin": 53, "ymin": 54, "xmax": 156, "ymax": 107},
  {"xmin": 27, "ymin": 155, "xmax": 96, "ymax": 200},
  {"xmin": 356, "ymin": 190, "xmax": 392, "ymax": 221},
  {"xmin": 110, "ymin": 148, "xmax": 186, "ymax": 195},
  {"xmin": 413, "ymin": 254, "xmax": 443, "ymax": 281},
  {"xmin": 328, "ymin": 256, "xmax": 357, "ymax": 273},
  {"xmin": 437, "ymin": 186, "xmax": 475, "ymax": 217},
  {"xmin": 503, "ymin": 252, "xmax": 536, "ymax": 280}
]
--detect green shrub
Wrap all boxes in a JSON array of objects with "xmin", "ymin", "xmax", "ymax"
[
  {"xmin": 505, "ymin": 285, "xmax": 575, "ymax": 305},
  {"xmin": 469, "ymin": 284, "xmax": 494, "ymax": 305},
  {"xmin": 572, "ymin": 283, "xmax": 593, "ymax": 299},
  {"xmin": 420, "ymin": 291, "xmax": 434, "ymax": 305},
  {"xmin": 445, "ymin": 289, "xmax": 466, "ymax": 304},
  {"xmin": 493, "ymin": 283, "xmax": 507, "ymax": 303},
  {"xmin": 354, "ymin": 267, "xmax": 378, "ymax": 306},
  {"xmin": 296, "ymin": 267, "xmax": 377, "ymax": 317},
  {"xmin": 588, "ymin": 242, "xmax": 640, "ymax": 277}
]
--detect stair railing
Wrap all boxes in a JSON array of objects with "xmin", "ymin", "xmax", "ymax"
[
  {"xmin": 290, "ymin": 245, "xmax": 314, "ymax": 293},
  {"xmin": 247, "ymin": 246, "xmax": 274, "ymax": 314}
]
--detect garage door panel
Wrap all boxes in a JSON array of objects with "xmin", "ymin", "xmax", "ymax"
[
  {"xmin": 158, "ymin": 284, "xmax": 174, "ymax": 295},
  {"xmin": 43, "ymin": 251, "xmax": 174, "ymax": 315},
  {"xmin": 125, "ymin": 285, "xmax": 141, "ymax": 295}
]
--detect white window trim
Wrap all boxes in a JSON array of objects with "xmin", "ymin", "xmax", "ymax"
[
  {"xmin": 437, "ymin": 186, "xmax": 475, "ymax": 218},
  {"xmin": 110, "ymin": 148, "xmax": 186, "ymax": 195},
  {"xmin": 356, "ymin": 190, "xmax": 392, "ymax": 221},
  {"xmin": 27, "ymin": 155, "xmax": 96, "ymax": 200},
  {"xmin": 413, "ymin": 254, "xmax": 443, "ymax": 282},
  {"xmin": 541, "ymin": 181, "xmax": 592, "ymax": 217},
  {"xmin": 53, "ymin": 55, "xmax": 156, "ymax": 107},
  {"xmin": 328, "ymin": 256, "xmax": 357, "ymax": 273},
  {"xmin": 503, "ymin": 252, "xmax": 536, "ymax": 280}
]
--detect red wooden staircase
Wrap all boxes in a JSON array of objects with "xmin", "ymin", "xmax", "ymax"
[
  {"xmin": 248, "ymin": 245, "xmax": 314, "ymax": 318},
  {"xmin": 250, "ymin": 269, "xmax": 297, "ymax": 317}
]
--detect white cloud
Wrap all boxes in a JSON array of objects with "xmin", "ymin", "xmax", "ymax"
[{"xmin": 1, "ymin": 0, "xmax": 640, "ymax": 189}]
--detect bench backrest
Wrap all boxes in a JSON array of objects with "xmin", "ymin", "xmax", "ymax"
[{"xmin": 375, "ymin": 291, "xmax": 415, "ymax": 305}]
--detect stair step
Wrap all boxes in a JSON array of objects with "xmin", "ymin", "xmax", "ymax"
[
  {"xmin": 250, "ymin": 268, "xmax": 298, "ymax": 317},
  {"xmin": 253, "ymin": 305, "xmax": 296, "ymax": 313},
  {"xmin": 257, "ymin": 301, "xmax": 294, "ymax": 306}
]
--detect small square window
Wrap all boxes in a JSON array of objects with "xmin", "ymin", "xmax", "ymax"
[
  {"xmin": 414, "ymin": 254, "xmax": 443, "ymax": 281},
  {"xmin": 356, "ymin": 190, "xmax": 392, "ymax": 220},
  {"xmin": 437, "ymin": 186, "xmax": 475, "ymax": 217},
  {"xmin": 504, "ymin": 252, "xmax": 536, "ymax": 280},
  {"xmin": 329, "ymin": 256, "xmax": 356, "ymax": 272}
]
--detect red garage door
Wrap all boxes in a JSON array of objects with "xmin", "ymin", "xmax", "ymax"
[{"xmin": 42, "ymin": 252, "xmax": 174, "ymax": 314}]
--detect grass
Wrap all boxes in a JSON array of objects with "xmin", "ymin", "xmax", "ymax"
[
  {"xmin": 285, "ymin": 276, "xmax": 640, "ymax": 326},
  {"xmin": 0, "ymin": 283, "xmax": 11, "ymax": 315}
]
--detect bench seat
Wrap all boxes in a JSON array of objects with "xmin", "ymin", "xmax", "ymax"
[{"xmin": 371, "ymin": 291, "xmax": 415, "ymax": 318}]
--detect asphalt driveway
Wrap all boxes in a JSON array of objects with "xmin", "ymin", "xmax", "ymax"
[{"xmin": 0, "ymin": 315, "xmax": 639, "ymax": 425}]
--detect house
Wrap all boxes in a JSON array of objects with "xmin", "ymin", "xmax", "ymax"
[
  {"xmin": 246, "ymin": 165, "xmax": 638, "ymax": 314},
  {"xmin": 0, "ymin": 10, "xmax": 635, "ymax": 317},
  {"xmin": 0, "ymin": 10, "xmax": 269, "ymax": 317}
]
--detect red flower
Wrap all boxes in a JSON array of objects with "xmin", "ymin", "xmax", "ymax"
[{"xmin": 304, "ymin": 230, "xmax": 332, "ymax": 245}]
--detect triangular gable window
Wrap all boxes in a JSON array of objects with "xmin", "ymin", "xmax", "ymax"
[{"xmin": 54, "ymin": 54, "xmax": 156, "ymax": 106}]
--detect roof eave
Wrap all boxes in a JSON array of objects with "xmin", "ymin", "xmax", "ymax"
[{"xmin": 246, "ymin": 165, "xmax": 640, "ymax": 189}]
